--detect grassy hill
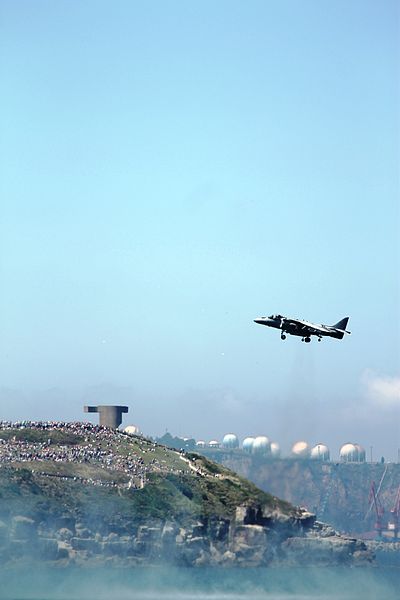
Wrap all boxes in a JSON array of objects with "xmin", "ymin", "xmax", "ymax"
[{"xmin": 0, "ymin": 423, "xmax": 294, "ymax": 529}]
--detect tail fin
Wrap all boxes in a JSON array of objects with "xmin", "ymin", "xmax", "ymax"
[{"xmin": 332, "ymin": 317, "xmax": 350, "ymax": 331}]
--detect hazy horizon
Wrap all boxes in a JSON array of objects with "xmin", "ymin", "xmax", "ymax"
[{"xmin": 1, "ymin": 1, "xmax": 399, "ymax": 459}]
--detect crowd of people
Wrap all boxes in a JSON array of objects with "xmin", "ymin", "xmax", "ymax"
[{"xmin": 0, "ymin": 420, "xmax": 188, "ymax": 488}]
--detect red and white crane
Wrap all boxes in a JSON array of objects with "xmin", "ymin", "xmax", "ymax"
[
  {"xmin": 388, "ymin": 485, "xmax": 400, "ymax": 539},
  {"xmin": 368, "ymin": 481, "xmax": 385, "ymax": 538}
]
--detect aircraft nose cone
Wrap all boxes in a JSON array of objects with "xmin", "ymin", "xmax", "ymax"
[{"xmin": 254, "ymin": 318, "xmax": 264, "ymax": 324}]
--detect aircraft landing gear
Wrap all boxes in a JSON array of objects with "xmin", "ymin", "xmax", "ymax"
[
  {"xmin": 318, "ymin": 337, "xmax": 322, "ymax": 342},
  {"xmin": 304, "ymin": 337, "xmax": 311, "ymax": 343},
  {"xmin": 281, "ymin": 334, "xmax": 286, "ymax": 340}
]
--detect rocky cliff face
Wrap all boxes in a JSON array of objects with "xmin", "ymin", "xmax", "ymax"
[{"xmin": 0, "ymin": 506, "xmax": 373, "ymax": 568}]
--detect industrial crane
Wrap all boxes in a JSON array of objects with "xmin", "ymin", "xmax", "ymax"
[
  {"xmin": 388, "ymin": 485, "xmax": 400, "ymax": 539},
  {"xmin": 368, "ymin": 481, "xmax": 385, "ymax": 538}
]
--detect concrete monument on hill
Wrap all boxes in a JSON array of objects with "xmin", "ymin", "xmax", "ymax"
[{"xmin": 84, "ymin": 405, "xmax": 128, "ymax": 428}]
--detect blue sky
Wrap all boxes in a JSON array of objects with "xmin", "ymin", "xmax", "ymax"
[{"xmin": 0, "ymin": 1, "xmax": 399, "ymax": 458}]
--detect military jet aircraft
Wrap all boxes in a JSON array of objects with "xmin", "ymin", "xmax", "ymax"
[{"xmin": 253, "ymin": 314, "xmax": 351, "ymax": 342}]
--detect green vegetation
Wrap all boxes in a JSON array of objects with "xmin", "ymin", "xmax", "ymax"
[
  {"xmin": 156, "ymin": 432, "xmax": 196, "ymax": 451},
  {"xmin": 0, "ymin": 467, "xmax": 294, "ymax": 528}
]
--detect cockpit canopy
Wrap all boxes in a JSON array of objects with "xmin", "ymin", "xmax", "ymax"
[{"xmin": 268, "ymin": 314, "xmax": 283, "ymax": 320}]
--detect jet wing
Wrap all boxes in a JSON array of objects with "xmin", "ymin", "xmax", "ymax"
[
  {"xmin": 281, "ymin": 317, "xmax": 304, "ymax": 327},
  {"xmin": 283, "ymin": 318, "xmax": 330, "ymax": 334}
]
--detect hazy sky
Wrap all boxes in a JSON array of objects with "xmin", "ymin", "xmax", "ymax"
[{"xmin": 1, "ymin": 1, "xmax": 399, "ymax": 459}]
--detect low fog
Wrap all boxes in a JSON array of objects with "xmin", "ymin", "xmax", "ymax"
[{"xmin": 2, "ymin": 566, "xmax": 400, "ymax": 600}]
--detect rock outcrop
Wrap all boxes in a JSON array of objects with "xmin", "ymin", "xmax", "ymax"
[{"xmin": 0, "ymin": 504, "xmax": 373, "ymax": 567}]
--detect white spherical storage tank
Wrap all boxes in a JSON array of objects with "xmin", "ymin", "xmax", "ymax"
[
  {"xmin": 310, "ymin": 443, "xmax": 330, "ymax": 461},
  {"xmin": 354, "ymin": 444, "xmax": 366, "ymax": 462},
  {"xmin": 242, "ymin": 437, "xmax": 255, "ymax": 453},
  {"xmin": 208, "ymin": 440, "xmax": 220, "ymax": 448},
  {"xmin": 124, "ymin": 425, "xmax": 141, "ymax": 436},
  {"xmin": 291, "ymin": 441, "xmax": 310, "ymax": 458},
  {"xmin": 252, "ymin": 436, "xmax": 271, "ymax": 455},
  {"xmin": 222, "ymin": 433, "xmax": 239, "ymax": 449},
  {"xmin": 270, "ymin": 442, "xmax": 281, "ymax": 458},
  {"xmin": 339, "ymin": 443, "xmax": 358, "ymax": 462}
]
